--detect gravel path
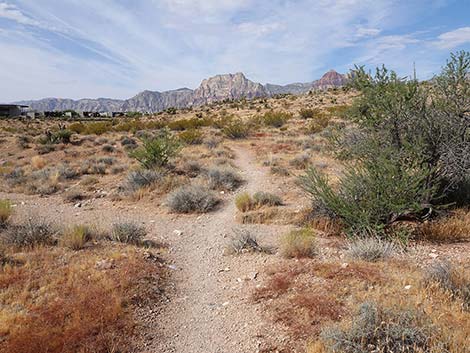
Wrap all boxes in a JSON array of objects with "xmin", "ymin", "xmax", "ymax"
[
  {"xmin": 150, "ymin": 143, "xmax": 289, "ymax": 353},
  {"xmin": 0, "ymin": 143, "xmax": 290, "ymax": 353}
]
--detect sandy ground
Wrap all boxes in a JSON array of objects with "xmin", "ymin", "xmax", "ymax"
[{"xmin": 0, "ymin": 143, "xmax": 291, "ymax": 353}]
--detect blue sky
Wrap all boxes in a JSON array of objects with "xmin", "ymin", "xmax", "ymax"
[{"xmin": 0, "ymin": 0, "xmax": 469, "ymax": 102}]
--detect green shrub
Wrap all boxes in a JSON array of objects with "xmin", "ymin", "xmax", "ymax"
[
  {"xmin": 262, "ymin": 110, "xmax": 291, "ymax": 127},
  {"xmin": 299, "ymin": 155, "xmax": 435, "ymax": 238},
  {"xmin": 129, "ymin": 129, "xmax": 181, "ymax": 169},
  {"xmin": 280, "ymin": 228, "xmax": 317, "ymax": 258},
  {"xmin": 84, "ymin": 122, "xmax": 113, "ymax": 135},
  {"xmin": 223, "ymin": 119, "xmax": 250, "ymax": 139},
  {"xmin": 298, "ymin": 108, "xmax": 319, "ymax": 119},
  {"xmin": 178, "ymin": 129, "xmax": 203, "ymax": 145}
]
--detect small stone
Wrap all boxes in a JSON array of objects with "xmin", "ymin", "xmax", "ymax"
[
  {"xmin": 173, "ymin": 230, "xmax": 183, "ymax": 236},
  {"xmin": 95, "ymin": 259, "xmax": 114, "ymax": 270},
  {"xmin": 222, "ymin": 301, "xmax": 230, "ymax": 307},
  {"xmin": 167, "ymin": 264, "xmax": 178, "ymax": 270},
  {"xmin": 429, "ymin": 253, "xmax": 439, "ymax": 258},
  {"xmin": 404, "ymin": 285, "xmax": 412, "ymax": 290},
  {"xmin": 341, "ymin": 262, "xmax": 349, "ymax": 269},
  {"xmin": 74, "ymin": 202, "xmax": 82, "ymax": 208}
]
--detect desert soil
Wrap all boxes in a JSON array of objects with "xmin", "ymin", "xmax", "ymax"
[{"xmin": 0, "ymin": 143, "xmax": 291, "ymax": 353}]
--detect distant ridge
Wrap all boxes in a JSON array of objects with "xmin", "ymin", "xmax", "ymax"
[{"xmin": 17, "ymin": 70, "xmax": 348, "ymax": 113}]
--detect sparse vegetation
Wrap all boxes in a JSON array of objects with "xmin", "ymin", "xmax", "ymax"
[
  {"xmin": 280, "ymin": 228, "xmax": 317, "ymax": 258},
  {"xmin": 227, "ymin": 229, "xmax": 272, "ymax": 254},
  {"xmin": 60, "ymin": 224, "xmax": 94, "ymax": 250},
  {"xmin": 167, "ymin": 185, "xmax": 220, "ymax": 213},
  {"xmin": 346, "ymin": 237, "xmax": 397, "ymax": 262},
  {"xmin": 207, "ymin": 167, "xmax": 242, "ymax": 191},
  {"xmin": 110, "ymin": 222, "xmax": 147, "ymax": 245},
  {"xmin": 1, "ymin": 217, "xmax": 56, "ymax": 248},
  {"xmin": 0, "ymin": 199, "xmax": 13, "ymax": 228},
  {"xmin": 129, "ymin": 129, "xmax": 181, "ymax": 169}
]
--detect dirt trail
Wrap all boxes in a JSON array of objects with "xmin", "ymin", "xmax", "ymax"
[
  {"xmin": 0, "ymin": 143, "xmax": 288, "ymax": 353},
  {"xmin": 152, "ymin": 143, "xmax": 288, "ymax": 353}
]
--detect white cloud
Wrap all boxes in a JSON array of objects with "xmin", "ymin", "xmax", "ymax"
[
  {"xmin": 433, "ymin": 27, "xmax": 470, "ymax": 49},
  {"xmin": 0, "ymin": 1, "xmax": 38, "ymax": 26}
]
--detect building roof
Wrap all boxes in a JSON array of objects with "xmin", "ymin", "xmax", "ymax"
[{"xmin": 0, "ymin": 104, "xmax": 29, "ymax": 108}]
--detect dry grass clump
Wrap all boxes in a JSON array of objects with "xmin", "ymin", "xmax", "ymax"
[
  {"xmin": 0, "ymin": 199, "xmax": 12, "ymax": 228},
  {"xmin": 289, "ymin": 153, "xmax": 310, "ymax": 169},
  {"xmin": 207, "ymin": 167, "xmax": 243, "ymax": 191},
  {"xmin": 424, "ymin": 261, "xmax": 470, "ymax": 310},
  {"xmin": 235, "ymin": 192, "xmax": 283, "ymax": 212},
  {"xmin": 110, "ymin": 222, "xmax": 147, "ymax": 245},
  {"xmin": 235, "ymin": 192, "xmax": 253, "ymax": 212},
  {"xmin": 319, "ymin": 302, "xmax": 442, "ymax": 353},
  {"xmin": 0, "ymin": 244, "xmax": 160, "ymax": 353},
  {"xmin": 226, "ymin": 229, "xmax": 272, "ymax": 254},
  {"xmin": 418, "ymin": 210, "xmax": 470, "ymax": 242},
  {"xmin": 1, "ymin": 217, "xmax": 57, "ymax": 248},
  {"xmin": 280, "ymin": 228, "xmax": 318, "ymax": 258},
  {"xmin": 31, "ymin": 155, "xmax": 46, "ymax": 170},
  {"xmin": 346, "ymin": 237, "xmax": 398, "ymax": 262},
  {"xmin": 60, "ymin": 224, "xmax": 95, "ymax": 250},
  {"xmin": 167, "ymin": 185, "xmax": 220, "ymax": 213}
]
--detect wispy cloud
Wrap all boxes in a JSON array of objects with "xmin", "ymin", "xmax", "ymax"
[
  {"xmin": 433, "ymin": 27, "xmax": 470, "ymax": 49},
  {"xmin": 0, "ymin": 0, "xmax": 469, "ymax": 101}
]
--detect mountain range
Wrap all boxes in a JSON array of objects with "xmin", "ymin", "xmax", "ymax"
[{"xmin": 17, "ymin": 70, "xmax": 348, "ymax": 113}]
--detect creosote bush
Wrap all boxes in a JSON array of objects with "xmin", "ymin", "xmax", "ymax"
[
  {"xmin": 178, "ymin": 129, "xmax": 203, "ymax": 145},
  {"xmin": 223, "ymin": 119, "xmax": 250, "ymax": 139},
  {"xmin": 167, "ymin": 185, "xmax": 220, "ymax": 213},
  {"xmin": 129, "ymin": 128, "xmax": 181, "ymax": 169},
  {"xmin": 301, "ymin": 51, "xmax": 470, "ymax": 239},
  {"xmin": 280, "ymin": 228, "xmax": 317, "ymax": 258},
  {"xmin": 0, "ymin": 199, "xmax": 13, "ymax": 228},
  {"xmin": 262, "ymin": 110, "xmax": 291, "ymax": 127}
]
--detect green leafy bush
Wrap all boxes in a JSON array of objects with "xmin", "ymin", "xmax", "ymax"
[
  {"xmin": 223, "ymin": 119, "xmax": 250, "ymax": 139},
  {"xmin": 178, "ymin": 129, "xmax": 203, "ymax": 145},
  {"xmin": 262, "ymin": 110, "xmax": 291, "ymax": 127},
  {"xmin": 129, "ymin": 129, "xmax": 181, "ymax": 169}
]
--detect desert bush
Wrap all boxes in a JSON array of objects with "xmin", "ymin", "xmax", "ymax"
[
  {"xmin": 57, "ymin": 164, "xmax": 79, "ymax": 179},
  {"xmin": 110, "ymin": 222, "xmax": 146, "ymax": 245},
  {"xmin": 181, "ymin": 160, "xmax": 202, "ymax": 177},
  {"xmin": 321, "ymin": 302, "xmax": 443, "ymax": 353},
  {"xmin": 38, "ymin": 128, "xmax": 73, "ymax": 144},
  {"xmin": 124, "ymin": 169, "xmax": 161, "ymax": 192},
  {"xmin": 121, "ymin": 136, "xmax": 137, "ymax": 148},
  {"xmin": 205, "ymin": 137, "xmax": 220, "ymax": 149},
  {"xmin": 280, "ymin": 228, "xmax": 318, "ymax": 258},
  {"xmin": 289, "ymin": 153, "xmax": 310, "ymax": 169},
  {"xmin": 235, "ymin": 192, "xmax": 253, "ymax": 212},
  {"xmin": 80, "ymin": 159, "xmax": 107, "ymax": 175},
  {"xmin": 84, "ymin": 122, "xmax": 113, "ymax": 135},
  {"xmin": 299, "ymin": 108, "xmax": 319, "ymax": 119},
  {"xmin": 252, "ymin": 192, "xmax": 283, "ymax": 207},
  {"xmin": 0, "ymin": 199, "xmax": 12, "ymax": 228},
  {"xmin": 346, "ymin": 237, "xmax": 397, "ymax": 262},
  {"xmin": 424, "ymin": 261, "xmax": 470, "ymax": 309},
  {"xmin": 167, "ymin": 185, "xmax": 220, "ymax": 213},
  {"xmin": 262, "ymin": 110, "xmax": 291, "ymax": 127},
  {"xmin": 207, "ymin": 167, "xmax": 242, "ymax": 191},
  {"xmin": 2, "ymin": 217, "xmax": 56, "ymax": 248},
  {"xmin": 300, "ymin": 155, "xmax": 436, "ymax": 238},
  {"xmin": 270, "ymin": 165, "xmax": 290, "ymax": 176},
  {"xmin": 60, "ymin": 225, "xmax": 93, "ymax": 250},
  {"xmin": 129, "ymin": 128, "xmax": 180, "ymax": 169},
  {"xmin": 223, "ymin": 119, "xmax": 249, "ymax": 139},
  {"xmin": 97, "ymin": 157, "xmax": 115, "ymax": 165},
  {"xmin": 101, "ymin": 144, "xmax": 115, "ymax": 152},
  {"xmin": 307, "ymin": 114, "xmax": 330, "ymax": 134},
  {"xmin": 302, "ymin": 52, "xmax": 470, "ymax": 238},
  {"xmin": 227, "ymin": 229, "xmax": 272, "ymax": 254},
  {"xmin": 178, "ymin": 129, "xmax": 203, "ymax": 145}
]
